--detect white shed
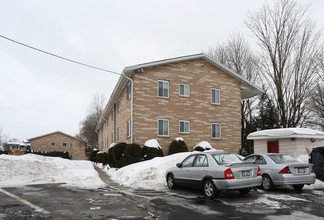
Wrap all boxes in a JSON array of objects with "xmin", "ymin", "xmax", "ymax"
[{"xmin": 247, "ymin": 128, "xmax": 324, "ymax": 158}]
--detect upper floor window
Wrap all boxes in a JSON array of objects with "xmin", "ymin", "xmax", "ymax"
[
  {"xmin": 179, "ymin": 84, "xmax": 190, "ymax": 97},
  {"xmin": 158, "ymin": 119, "xmax": 169, "ymax": 136},
  {"xmin": 51, "ymin": 142, "xmax": 56, "ymax": 146},
  {"xmin": 127, "ymin": 82, "xmax": 132, "ymax": 100},
  {"xmin": 111, "ymin": 110, "xmax": 114, "ymax": 120},
  {"xmin": 117, "ymin": 128, "xmax": 120, "ymax": 142},
  {"xmin": 70, "ymin": 142, "xmax": 74, "ymax": 148},
  {"xmin": 179, "ymin": 120, "xmax": 190, "ymax": 134},
  {"xmin": 158, "ymin": 80, "xmax": 169, "ymax": 98},
  {"xmin": 211, "ymin": 123, "xmax": 221, "ymax": 139},
  {"xmin": 63, "ymin": 142, "xmax": 67, "ymax": 147},
  {"xmin": 127, "ymin": 119, "xmax": 132, "ymax": 137},
  {"xmin": 211, "ymin": 88, "xmax": 221, "ymax": 104}
]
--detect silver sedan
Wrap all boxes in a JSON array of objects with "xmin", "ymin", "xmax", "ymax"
[
  {"xmin": 166, "ymin": 152, "xmax": 262, "ymax": 199},
  {"xmin": 244, "ymin": 153, "xmax": 316, "ymax": 191}
]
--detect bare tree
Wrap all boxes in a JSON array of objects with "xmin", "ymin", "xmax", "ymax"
[
  {"xmin": 0, "ymin": 125, "xmax": 9, "ymax": 150},
  {"xmin": 207, "ymin": 33, "xmax": 261, "ymax": 154},
  {"xmin": 79, "ymin": 94, "xmax": 106, "ymax": 150},
  {"xmin": 245, "ymin": 0, "xmax": 323, "ymax": 128}
]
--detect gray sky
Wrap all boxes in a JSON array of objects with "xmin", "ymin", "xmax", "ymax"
[{"xmin": 1, "ymin": 0, "xmax": 323, "ymax": 139}]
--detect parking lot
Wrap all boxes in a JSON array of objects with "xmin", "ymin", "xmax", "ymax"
[{"xmin": 1, "ymin": 181, "xmax": 324, "ymax": 219}]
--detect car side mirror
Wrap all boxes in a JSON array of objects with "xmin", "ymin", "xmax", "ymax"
[{"xmin": 176, "ymin": 163, "xmax": 182, "ymax": 168}]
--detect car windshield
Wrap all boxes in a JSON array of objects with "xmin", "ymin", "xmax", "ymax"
[
  {"xmin": 212, "ymin": 153, "xmax": 243, "ymax": 165},
  {"xmin": 268, "ymin": 154, "xmax": 299, "ymax": 164}
]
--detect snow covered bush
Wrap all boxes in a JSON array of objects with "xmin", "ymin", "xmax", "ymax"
[
  {"xmin": 117, "ymin": 144, "xmax": 143, "ymax": 168},
  {"xmin": 168, "ymin": 137, "xmax": 188, "ymax": 155},
  {"xmin": 143, "ymin": 139, "xmax": 164, "ymax": 160},
  {"xmin": 108, "ymin": 142, "xmax": 127, "ymax": 167},
  {"xmin": 192, "ymin": 141, "xmax": 213, "ymax": 151},
  {"xmin": 89, "ymin": 149, "xmax": 99, "ymax": 162}
]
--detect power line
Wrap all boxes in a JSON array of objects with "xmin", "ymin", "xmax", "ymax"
[{"xmin": 0, "ymin": 34, "xmax": 122, "ymax": 77}]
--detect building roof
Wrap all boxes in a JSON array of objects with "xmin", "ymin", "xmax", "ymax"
[
  {"xmin": 247, "ymin": 128, "xmax": 324, "ymax": 140},
  {"xmin": 28, "ymin": 131, "xmax": 86, "ymax": 143},
  {"xmin": 97, "ymin": 53, "xmax": 263, "ymax": 132},
  {"xmin": 7, "ymin": 138, "xmax": 30, "ymax": 146}
]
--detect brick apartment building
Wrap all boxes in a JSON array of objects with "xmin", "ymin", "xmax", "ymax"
[
  {"xmin": 96, "ymin": 54, "xmax": 262, "ymax": 154},
  {"xmin": 28, "ymin": 131, "xmax": 86, "ymax": 160}
]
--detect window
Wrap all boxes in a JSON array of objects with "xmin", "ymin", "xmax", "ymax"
[
  {"xmin": 211, "ymin": 88, "xmax": 221, "ymax": 104},
  {"xmin": 117, "ymin": 98, "xmax": 120, "ymax": 112},
  {"xmin": 111, "ymin": 110, "xmax": 114, "ymax": 120},
  {"xmin": 111, "ymin": 132, "xmax": 114, "ymax": 143},
  {"xmin": 70, "ymin": 154, "xmax": 74, "ymax": 160},
  {"xmin": 158, "ymin": 80, "xmax": 169, "ymax": 98},
  {"xmin": 70, "ymin": 142, "xmax": 74, "ymax": 148},
  {"xmin": 63, "ymin": 142, "xmax": 67, "ymax": 147},
  {"xmin": 182, "ymin": 155, "xmax": 196, "ymax": 167},
  {"xmin": 127, "ymin": 119, "xmax": 132, "ymax": 137},
  {"xmin": 127, "ymin": 82, "xmax": 132, "ymax": 100},
  {"xmin": 179, "ymin": 84, "xmax": 190, "ymax": 97},
  {"xmin": 179, "ymin": 120, "xmax": 190, "ymax": 134},
  {"xmin": 194, "ymin": 155, "xmax": 208, "ymax": 167},
  {"xmin": 117, "ymin": 128, "xmax": 120, "ymax": 142},
  {"xmin": 158, "ymin": 119, "xmax": 169, "ymax": 136},
  {"xmin": 51, "ymin": 142, "xmax": 56, "ymax": 146},
  {"xmin": 211, "ymin": 123, "xmax": 221, "ymax": 139}
]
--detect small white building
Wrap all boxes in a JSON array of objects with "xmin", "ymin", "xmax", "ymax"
[{"xmin": 247, "ymin": 128, "xmax": 324, "ymax": 158}]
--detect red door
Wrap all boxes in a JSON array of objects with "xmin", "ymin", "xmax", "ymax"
[{"xmin": 267, "ymin": 141, "xmax": 279, "ymax": 153}]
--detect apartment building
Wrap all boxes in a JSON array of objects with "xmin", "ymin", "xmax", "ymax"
[{"xmin": 97, "ymin": 53, "xmax": 262, "ymax": 154}]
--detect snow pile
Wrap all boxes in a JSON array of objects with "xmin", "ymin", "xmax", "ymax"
[
  {"xmin": 0, "ymin": 154, "xmax": 105, "ymax": 189},
  {"xmin": 193, "ymin": 141, "xmax": 213, "ymax": 151},
  {"xmin": 248, "ymin": 128, "xmax": 324, "ymax": 140},
  {"xmin": 109, "ymin": 143, "xmax": 116, "ymax": 149},
  {"xmin": 175, "ymin": 137, "xmax": 184, "ymax": 142},
  {"xmin": 106, "ymin": 152, "xmax": 191, "ymax": 190},
  {"xmin": 144, "ymin": 139, "xmax": 161, "ymax": 149}
]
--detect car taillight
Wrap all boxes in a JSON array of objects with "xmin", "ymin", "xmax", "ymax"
[
  {"xmin": 311, "ymin": 165, "xmax": 315, "ymax": 173},
  {"xmin": 224, "ymin": 168, "xmax": 234, "ymax": 179},
  {"xmin": 279, "ymin": 166, "xmax": 291, "ymax": 174},
  {"xmin": 257, "ymin": 166, "xmax": 261, "ymax": 176}
]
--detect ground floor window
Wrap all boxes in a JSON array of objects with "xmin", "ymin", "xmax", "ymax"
[
  {"xmin": 158, "ymin": 119, "xmax": 169, "ymax": 136},
  {"xmin": 127, "ymin": 119, "xmax": 132, "ymax": 137},
  {"xmin": 117, "ymin": 128, "xmax": 120, "ymax": 142},
  {"xmin": 211, "ymin": 123, "xmax": 221, "ymax": 139},
  {"xmin": 179, "ymin": 120, "xmax": 190, "ymax": 134}
]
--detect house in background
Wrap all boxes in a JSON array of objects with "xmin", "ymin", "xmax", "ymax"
[
  {"xmin": 247, "ymin": 128, "xmax": 324, "ymax": 158},
  {"xmin": 96, "ymin": 53, "xmax": 262, "ymax": 154},
  {"xmin": 28, "ymin": 131, "xmax": 86, "ymax": 160},
  {"xmin": 6, "ymin": 138, "xmax": 30, "ymax": 151}
]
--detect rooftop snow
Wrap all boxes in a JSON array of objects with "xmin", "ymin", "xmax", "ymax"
[{"xmin": 247, "ymin": 128, "xmax": 324, "ymax": 140}]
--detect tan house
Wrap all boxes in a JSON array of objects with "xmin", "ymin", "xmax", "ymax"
[
  {"xmin": 247, "ymin": 128, "xmax": 324, "ymax": 158},
  {"xmin": 6, "ymin": 138, "xmax": 30, "ymax": 151},
  {"xmin": 28, "ymin": 131, "xmax": 86, "ymax": 160},
  {"xmin": 96, "ymin": 53, "xmax": 262, "ymax": 154}
]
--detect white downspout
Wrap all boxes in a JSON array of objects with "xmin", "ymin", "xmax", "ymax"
[{"xmin": 122, "ymin": 73, "xmax": 134, "ymax": 144}]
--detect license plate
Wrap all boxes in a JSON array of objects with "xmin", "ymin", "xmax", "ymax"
[
  {"xmin": 242, "ymin": 170, "xmax": 250, "ymax": 177},
  {"xmin": 298, "ymin": 168, "xmax": 306, "ymax": 173}
]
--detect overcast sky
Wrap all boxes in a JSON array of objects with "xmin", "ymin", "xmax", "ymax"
[{"xmin": 1, "ymin": 0, "xmax": 323, "ymax": 139}]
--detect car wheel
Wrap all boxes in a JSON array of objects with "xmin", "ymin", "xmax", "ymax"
[
  {"xmin": 262, "ymin": 175, "xmax": 273, "ymax": 191},
  {"xmin": 292, "ymin": 184, "xmax": 304, "ymax": 191},
  {"xmin": 239, "ymin": 189, "xmax": 251, "ymax": 194},
  {"xmin": 167, "ymin": 174, "xmax": 176, "ymax": 189},
  {"xmin": 203, "ymin": 179, "xmax": 217, "ymax": 199}
]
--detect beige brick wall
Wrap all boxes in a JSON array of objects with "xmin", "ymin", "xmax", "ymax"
[
  {"xmin": 29, "ymin": 132, "xmax": 86, "ymax": 160},
  {"xmin": 98, "ymin": 58, "xmax": 242, "ymax": 155},
  {"xmin": 132, "ymin": 59, "xmax": 241, "ymax": 154}
]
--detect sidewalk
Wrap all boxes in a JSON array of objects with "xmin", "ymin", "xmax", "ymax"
[{"xmin": 93, "ymin": 165, "xmax": 110, "ymax": 184}]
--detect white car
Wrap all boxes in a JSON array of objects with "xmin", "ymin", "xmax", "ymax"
[{"xmin": 166, "ymin": 152, "xmax": 262, "ymax": 198}]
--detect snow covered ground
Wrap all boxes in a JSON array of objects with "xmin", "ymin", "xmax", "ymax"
[{"xmin": 0, "ymin": 154, "xmax": 105, "ymax": 189}]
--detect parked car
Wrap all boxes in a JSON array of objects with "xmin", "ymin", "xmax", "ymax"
[
  {"xmin": 244, "ymin": 153, "xmax": 316, "ymax": 191},
  {"xmin": 165, "ymin": 152, "xmax": 262, "ymax": 199}
]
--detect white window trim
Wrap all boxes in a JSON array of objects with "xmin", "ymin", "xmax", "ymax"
[
  {"xmin": 127, "ymin": 119, "xmax": 132, "ymax": 137},
  {"xmin": 179, "ymin": 84, "xmax": 190, "ymax": 97},
  {"xmin": 157, "ymin": 80, "xmax": 169, "ymax": 98},
  {"xmin": 70, "ymin": 142, "xmax": 74, "ymax": 148},
  {"xmin": 179, "ymin": 120, "xmax": 190, "ymax": 134},
  {"xmin": 126, "ymin": 82, "xmax": 132, "ymax": 100},
  {"xmin": 211, "ymin": 88, "xmax": 221, "ymax": 105},
  {"xmin": 211, "ymin": 123, "xmax": 222, "ymax": 139},
  {"xmin": 157, "ymin": 119, "xmax": 169, "ymax": 137}
]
